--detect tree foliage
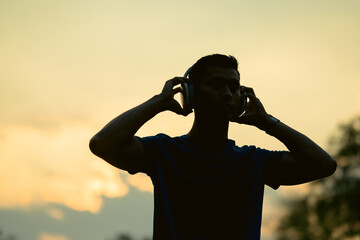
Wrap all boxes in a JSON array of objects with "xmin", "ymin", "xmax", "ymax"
[
  {"xmin": 107, "ymin": 233, "xmax": 151, "ymax": 240},
  {"xmin": 276, "ymin": 116, "xmax": 360, "ymax": 240}
]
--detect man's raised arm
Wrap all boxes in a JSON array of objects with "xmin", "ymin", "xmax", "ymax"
[
  {"xmin": 89, "ymin": 77, "xmax": 190, "ymax": 171},
  {"xmin": 233, "ymin": 87, "xmax": 337, "ymax": 185}
]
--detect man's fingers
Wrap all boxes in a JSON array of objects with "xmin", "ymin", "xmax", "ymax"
[
  {"xmin": 163, "ymin": 77, "xmax": 186, "ymax": 95},
  {"xmin": 172, "ymin": 87, "xmax": 182, "ymax": 95},
  {"xmin": 244, "ymin": 92, "xmax": 258, "ymax": 101},
  {"xmin": 177, "ymin": 105, "xmax": 193, "ymax": 116},
  {"xmin": 162, "ymin": 77, "xmax": 194, "ymax": 116},
  {"xmin": 170, "ymin": 101, "xmax": 192, "ymax": 116},
  {"xmin": 244, "ymin": 92, "xmax": 264, "ymax": 107},
  {"xmin": 173, "ymin": 99, "xmax": 194, "ymax": 116},
  {"xmin": 181, "ymin": 109, "xmax": 193, "ymax": 116},
  {"xmin": 170, "ymin": 77, "xmax": 187, "ymax": 86},
  {"xmin": 240, "ymin": 86, "xmax": 255, "ymax": 94},
  {"xmin": 164, "ymin": 77, "xmax": 189, "ymax": 93}
]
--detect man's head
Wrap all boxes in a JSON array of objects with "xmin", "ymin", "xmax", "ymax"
[
  {"xmin": 187, "ymin": 54, "xmax": 245, "ymax": 120},
  {"xmin": 187, "ymin": 54, "xmax": 239, "ymax": 89}
]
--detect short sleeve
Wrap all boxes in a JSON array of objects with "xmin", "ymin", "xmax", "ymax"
[
  {"xmin": 131, "ymin": 134, "xmax": 168, "ymax": 176},
  {"xmin": 252, "ymin": 147, "xmax": 287, "ymax": 190}
]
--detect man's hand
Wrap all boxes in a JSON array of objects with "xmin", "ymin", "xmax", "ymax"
[
  {"xmin": 158, "ymin": 77, "xmax": 192, "ymax": 116},
  {"xmin": 230, "ymin": 87, "xmax": 272, "ymax": 130},
  {"xmin": 90, "ymin": 77, "xmax": 192, "ymax": 171}
]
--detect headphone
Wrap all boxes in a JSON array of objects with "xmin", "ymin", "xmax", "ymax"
[{"xmin": 180, "ymin": 66, "xmax": 195, "ymax": 112}]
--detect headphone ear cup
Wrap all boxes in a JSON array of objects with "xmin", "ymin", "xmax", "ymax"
[
  {"xmin": 182, "ymin": 65, "xmax": 195, "ymax": 112},
  {"xmin": 187, "ymin": 82, "xmax": 195, "ymax": 110},
  {"xmin": 180, "ymin": 82, "xmax": 194, "ymax": 112}
]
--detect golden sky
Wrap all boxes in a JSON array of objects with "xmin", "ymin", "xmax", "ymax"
[{"xmin": 0, "ymin": 1, "xmax": 359, "ymax": 239}]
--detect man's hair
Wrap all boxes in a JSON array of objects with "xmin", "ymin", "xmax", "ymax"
[{"xmin": 187, "ymin": 54, "xmax": 239, "ymax": 88}]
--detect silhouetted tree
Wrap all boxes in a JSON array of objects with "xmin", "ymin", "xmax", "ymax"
[
  {"xmin": 117, "ymin": 234, "xmax": 132, "ymax": 240},
  {"xmin": 107, "ymin": 232, "xmax": 152, "ymax": 240},
  {"xmin": 109, "ymin": 233, "xmax": 133, "ymax": 240},
  {"xmin": 276, "ymin": 116, "xmax": 360, "ymax": 240}
]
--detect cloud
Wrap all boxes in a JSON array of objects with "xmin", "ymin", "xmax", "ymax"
[
  {"xmin": 0, "ymin": 124, "xmax": 128, "ymax": 213},
  {"xmin": 45, "ymin": 207, "xmax": 64, "ymax": 220},
  {"xmin": 38, "ymin": 233, "xmax": 69, "ymax": 240},
  {"xmin": 127, "ymin": 173, "xmax": 153, "ymax": 193}
]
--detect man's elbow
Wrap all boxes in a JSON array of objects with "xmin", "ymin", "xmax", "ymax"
[
  {"xmin": 89, "ymin": 135, "xmax": 105, "ymax": 157},
  {"xmin": 320, "ymin": 157, "xmax": 337, "ymax": 178}
]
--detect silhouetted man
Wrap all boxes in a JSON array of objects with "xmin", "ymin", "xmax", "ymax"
[{"xmin": 89, "ymin": 54, "xmax": 336, "ymax": 239}]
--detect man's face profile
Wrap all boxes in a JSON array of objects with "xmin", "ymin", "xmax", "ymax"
[{"xmin": 195, "ymin": 66, "xmax": 244, "ymax": 119}]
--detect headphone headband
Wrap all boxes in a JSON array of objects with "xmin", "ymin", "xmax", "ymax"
[{"xmin": 184, "ymin": 65, "xmax": 194, "ymax": 78}]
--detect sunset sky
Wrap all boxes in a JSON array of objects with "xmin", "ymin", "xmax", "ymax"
[{"xmin": 0, "ymin": 0, "xmax": 359, "ymax": 239}]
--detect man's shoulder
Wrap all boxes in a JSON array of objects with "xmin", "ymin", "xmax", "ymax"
[
  {"xmin": 233, "ymin": 144, "xmax": 257, "ymax": 152},
  {"xmin": 138, "ymin": 133, "xmax": 189, "ymax": 146},
  {"xmin": 232, "ymin": 144, "xmax": 283, "ymax": 159},
  {"xmin": 138, "ymin": 133, "xmax": 171, "ymax": 141}
]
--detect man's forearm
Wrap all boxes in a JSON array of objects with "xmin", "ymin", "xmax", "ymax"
[
  {"xmin": 261, "ymin": 115, "xmax": 337, "ymax": 174},
  {"xmin": 91, "ymin": 94, "xmax": 166, "ymax": 148},
  {"xmin": 90, "ymin": 77, "xmax": 189, "ymax": 157}
]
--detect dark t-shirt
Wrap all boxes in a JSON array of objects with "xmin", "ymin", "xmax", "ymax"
[{"xmin": 130, "ymin": 133, "xmax": 286, "ymax": 240}]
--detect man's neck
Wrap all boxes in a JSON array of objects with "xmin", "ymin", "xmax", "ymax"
[{"xmin": 187, "ymin": 114, "xmax": 230, "ymax": 144}]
